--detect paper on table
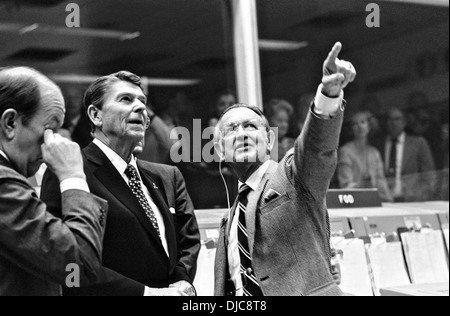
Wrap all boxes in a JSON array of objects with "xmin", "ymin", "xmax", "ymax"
[
  {"xmin": 193, "ymin": 245, "xmax": 216, "ymax": 296},
  {"xmin": 333, "ymin": 238, "xmax": 373, "ymax": 296},
  {"xmin": 366, "ymin": 241, "xmax": 411, "ymax": 296},
  {"xmin": 401, "ymin": 230, "xmax": 449, "ymax": 284}
]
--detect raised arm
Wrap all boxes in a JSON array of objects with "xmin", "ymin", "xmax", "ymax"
[{"xmin": 292, "ymin": 42, "xmax": 356, "ymax": 201}]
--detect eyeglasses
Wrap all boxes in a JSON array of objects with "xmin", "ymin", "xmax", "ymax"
[{"xmin": 221, "ymin": 118, "xmax": 266, "ymax": 138}]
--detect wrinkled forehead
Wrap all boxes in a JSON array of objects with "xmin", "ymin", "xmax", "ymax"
[
  {"xmin": 221, "ymin": 108, "xmax": 263, "ymax": 126},
  {"xmin": 107, "ymin": 80, "xmax": 146, "ymax": 99}
]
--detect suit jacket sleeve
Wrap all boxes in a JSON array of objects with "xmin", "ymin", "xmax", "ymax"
[
  {"xmin": 41, "ymin": 169, "xmax": 147, "ymax": 296},
  {"xmin": 0, "ymin": 174, "xmax": 108, "ymax": 286},
  {"xmin": 291, "ymin": 105, "xmax": 344, "ymax": 202},
  {"xmin": 418, "ymin": 137, "xmax": 436, "ymax": 173},
  {"xmin": 170, "ymin": 167, "xmax": 201, "ymax": 284}
]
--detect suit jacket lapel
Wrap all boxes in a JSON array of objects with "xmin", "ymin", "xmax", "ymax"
[
  {"xmin": 138, "ymin": 162, "xmax": 177, "ymax": 262},
  {"xmin": 225, "ymin": 199, "xmax": 239, "ymax": 246},
  {"xmin": 83, "ymin": 143, "xmax": 163, "ymax": 247},
  {"xmin": 401, "ymin": 135, "xmax": 411, "ymax": 175},
  {"xmin": 246, "ymin": 161, "xmax": 278, "ymax": 257}
]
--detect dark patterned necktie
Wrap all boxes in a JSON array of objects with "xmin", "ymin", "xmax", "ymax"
[
  {"xmin": 387, "ymin": 137, "xmax": 398, "ymax": 178},
  {"xmin": 125, "ymin": 164, "xmax": 161, "ymax": 238},
  {"xmin": 237, "ymin": 183, "xmax": 263, "ymax": 296}
]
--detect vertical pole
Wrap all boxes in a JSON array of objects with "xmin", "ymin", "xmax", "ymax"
[{"xmin": 232, "ymin": 0, "xmax": 263, "ymax": 109}]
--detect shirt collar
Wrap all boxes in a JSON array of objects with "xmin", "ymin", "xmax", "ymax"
[
  {"xmin": 398, "ymin": 132, "xmax": 406, "ymax": 144},
  {"xmin": 239, "ymin": 160, "xmax": 271, "ymax": 192},
  {"xmin": 93, "ymin": 138, "xmax": 138, "ymax": 177},
  {"xmin": 0, "ymin": 149, "xmax": 9, "ymax": 162},
  {"xmin": 389, "ymin": 132, "xmax": 406, "ymax": 144}
]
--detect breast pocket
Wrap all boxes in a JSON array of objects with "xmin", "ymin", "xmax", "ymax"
[{"xmin": 259, "ymin": 194, "xmax": 291, "ymax": 216}]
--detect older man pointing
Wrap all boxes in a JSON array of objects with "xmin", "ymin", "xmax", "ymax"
[{"xmin": 214, "ymin": 42, "xmax": 356, "ymax": 296}]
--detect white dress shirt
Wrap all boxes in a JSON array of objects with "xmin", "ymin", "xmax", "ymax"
[
  {"xmin": 93, "ymin": 138, "xmax": 169, "ymax": 257},
  {"xmin": 0, "ymin": 149, "xmax": 89, "ymax": 193},
  {"xmin": 384, "ymin": 132, "xmax": 406, "ymax": 198},
  {"xmin": 0, "ymin": 149, "xmax": 9, "ymax": 162},
  {"xmin": 227, "ymin": 88, "xmax": 343, "ymax": 296}
]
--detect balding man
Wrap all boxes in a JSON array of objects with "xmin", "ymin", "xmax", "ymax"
[
  {"xmin": 0, "ymin": 67, "xmax": 108, "ymax": 296},
  {"xmin": 213, "ymin": 43, "xmax": 356, "ymax": 296}
]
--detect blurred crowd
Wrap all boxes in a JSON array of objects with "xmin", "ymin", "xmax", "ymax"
[{"xmin": 48, "ymin": 85, "xmax": 449, "ymax": 208}]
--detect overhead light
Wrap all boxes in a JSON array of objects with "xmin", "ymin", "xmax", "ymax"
[
  {"xmin": 379, "ymin": 0, "xmax": 449, "ymax": 6},
  {"xmin": 49, "ymin": 74, "xmax": 201, "ymax": 87},
  {"xmin": 258, "ymin": 39, "xmax": 309, "ymax": 51},
  {"xmin": 141, "ymin": 77, "xmax": 201, "ymax": 87},
  {"xmin": 0, "ymin": 22, "xmax": 140, "ymax": 41}
]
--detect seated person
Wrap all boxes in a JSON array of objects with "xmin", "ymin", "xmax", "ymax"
[{"xmin": 338, "ymin": 111, "xmax": 393, "ymax": 202}]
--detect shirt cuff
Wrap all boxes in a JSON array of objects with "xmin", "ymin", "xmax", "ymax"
[
  {"xmin": 314, "ymin": 84, "xmax": 344, "ymax": 117},
  {"xmin": 60, "ymin": 178, "xmax": 90, "ymax": 193}
]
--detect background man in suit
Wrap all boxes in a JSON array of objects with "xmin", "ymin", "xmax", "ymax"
[
  {"xmin": 378, "ymin": 108, "xmax": 436, "ymax": 202},
  {"xmin": 213, "ymin": 42, "xmax": 356, "ymax": 296},
  {"xmin": 41, "ymin": 71, "xmax": 200, "ymax": 296},
  {"xmin": 0, "ymin": 66, "xmax": 108, "ymax": 296}
]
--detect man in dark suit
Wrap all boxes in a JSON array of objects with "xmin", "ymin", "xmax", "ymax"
[
  {"xmin": 0, "ymin": 67, "xmax": 108, "ymax": 296},
  {"xmin": 41, "ymin": 71, "xmax": 200, "ymax": 296},
  {"xmin": 213, "ymin": 42, "xmax": 356, "ymax": 296},
  {"xmin": 376, "ymin": 108, "xmax": 436, "ymax": 202}
]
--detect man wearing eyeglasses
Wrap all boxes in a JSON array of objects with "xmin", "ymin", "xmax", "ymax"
[{"xmin": 213, "ymin": 42, "xmax": 356, "ymax": 296}]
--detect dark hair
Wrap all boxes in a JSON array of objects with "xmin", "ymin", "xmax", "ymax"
[
  {"xmin": 0, "ymin": 67, "xmax": 42, "ymax": 126},
  {"xmin": 264, "ymin": 99, "xmax": 294, "ymax": 121},
  {"xmin": 216, "ymin": 89, "xmax": 236, "ymax": 100},
  {"xmin": 84, "ymin": 71, "xmax": 143, "ymax": 131}
]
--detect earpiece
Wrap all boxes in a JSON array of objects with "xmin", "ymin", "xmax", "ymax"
[
  {"xmin": 214, "ymin": 141, "xmax": 225, "ymax": 162},
  {"xmin": 218, "ymin": 152, "xmax": 225, "ymax": 162}
]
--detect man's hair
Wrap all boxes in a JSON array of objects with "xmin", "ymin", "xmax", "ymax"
[
  {"xmin": 387, "ymin": 107, "xmax": 405, "ymax": 119},
  {"xmin": 0, "ymin": 66, "xmax": 46, "ymax": 126},
  {"xmin": 84, "ymin": 70, "xmax": 143, "ymax": 132}
]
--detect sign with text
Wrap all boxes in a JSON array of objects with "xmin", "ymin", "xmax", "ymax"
[{"xmin": 327, "ymin": 189, "xmax": 382, "ymax": 209}]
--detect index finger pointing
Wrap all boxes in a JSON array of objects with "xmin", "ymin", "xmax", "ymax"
[{"xmin": 325, "ymin": 42, "xmax": 342, "ymax": 65}]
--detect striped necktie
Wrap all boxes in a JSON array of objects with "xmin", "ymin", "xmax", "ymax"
[
  {"xmin": 237, "ymin": 183, "xmax": 263, "ymax": 296},
  {"xmin": 125, "ymin": 164, "xmax": 161, "ymax": 238}
]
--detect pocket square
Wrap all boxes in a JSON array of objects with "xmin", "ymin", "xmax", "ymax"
[{"xmin": 264, "ymin": 189, "xmax": 281, "ymax": 203}]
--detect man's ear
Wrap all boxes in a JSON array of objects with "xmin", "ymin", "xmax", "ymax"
[
  {"xmin": 87, "ymin": 104, "xmax": 102, "ymax": 128},
  {"xmin": 267, "ymin": 129, "xmax": 276, "ymax": 152},
  {"xmin": 0, "ymin": 109, "xmax": 19, "ymax": 140}
]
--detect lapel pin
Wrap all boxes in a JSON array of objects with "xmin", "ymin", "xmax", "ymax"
[
  {"xmin": 153, "ymin": 183, "xmax": 158, "ymax": 189},
  {"xmin": 169, "ymin": 207, "xmax": 176, "ymax": 214}
]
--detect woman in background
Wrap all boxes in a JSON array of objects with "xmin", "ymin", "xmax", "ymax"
[
  {"xmin": 338, "ymin": 111, "xmax": 393, "ymax": 202},
  {"xmin": 265, "ymin": 99, "xmax": 294, "ymax": 162}
]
